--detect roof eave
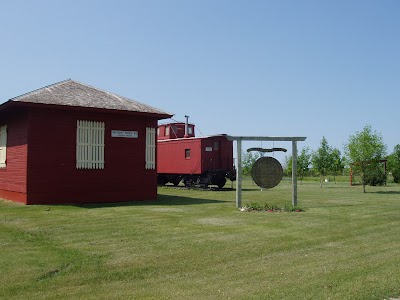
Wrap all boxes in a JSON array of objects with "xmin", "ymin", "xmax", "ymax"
[{"xmin": 0, "ymin": 101, "xmax": 173, "ymax": 119}]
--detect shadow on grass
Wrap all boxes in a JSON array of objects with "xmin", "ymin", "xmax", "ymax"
[
  {"xmin": 162, "ymin": 185, "xmax": 234, "ymax": 192},
  {"xmin": 77, "ymin": 194, "xmax": 228, "ymax": 209},
  {"xmin": 372, "ymin": 191, "xmax": 400, "ymax": 195},
  {"xmin": 160, "ymin": 185, "xmax": 259, "ymax": 192},
  {"xmin": 320, "ymin": 185, "xmax": 354, "ymax": 189}
]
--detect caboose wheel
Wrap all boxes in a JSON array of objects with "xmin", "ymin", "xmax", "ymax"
[
  {"xmin": 172, "ymin": 177, "xmax": 181, "ymax": 186},
  {"xmin": 217, "ymin": 177, "xmax": 227, "ymax": 189},
  {"xmin": 157, "ymin": 176, "xmax": 167, "ymax": 186},
  {"xmin": 183, "ymin": 178, "xmax": 193, "ymax": 187}
]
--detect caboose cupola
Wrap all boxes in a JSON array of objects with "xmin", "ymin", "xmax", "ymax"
[{"xmin": 157, "ymin": 120, "xmax": 195, "ymax": 140}]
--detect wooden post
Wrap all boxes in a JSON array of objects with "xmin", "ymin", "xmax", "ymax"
[
  {"xmin": 236, "ymin": 139, "xmax": 242, "ymax": 208},
  {"xmin": 292, "ymin": 141, "xmax": 298, "ymax": 206},
  {"xmin": 350, "ymin": 167, "xmax": 353, "ymax": 186}
]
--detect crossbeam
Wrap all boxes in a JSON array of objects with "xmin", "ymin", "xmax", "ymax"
[{"xmin": 226, "ymin": 136, "xmax": 307, "ymax": 142}]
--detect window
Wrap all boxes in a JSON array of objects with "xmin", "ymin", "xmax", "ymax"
[
  {"xmin": 76, "ymin": 120, "xmax": 105, "ymax": 169},
  {"xmin": 185, "ymin": 149, "xmax": 191, "ymax": 159},
  {"xmin": 171, "ymin": 125, "xmax": 177, "ymax": 136},
  {"xmin": 214, "ymin": 141, "xmax": 220, "ymax": 150},
  {"xmin": 146, "ymin": 127, "xmax": 156, "ymax": 169},
  {"xmin": 188, "ymin": 126, "xmax": 193, "ymax": 135},
  {"xmin": 165, "ymin": 126, "xmax": 170, "ymax": 136},
  {"xmin": 0, "ymin": 125, "xmax": 7, "ymax": 168}
]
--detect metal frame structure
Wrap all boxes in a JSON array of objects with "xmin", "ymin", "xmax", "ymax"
[{"xmin": 226, "ymin": 136, "xmax": 307, "ymax": 208}]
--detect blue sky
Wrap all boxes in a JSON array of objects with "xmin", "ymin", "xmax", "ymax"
[{"xmin": 1, "ymin": 0, "xmax": 399, "ymax": 162}]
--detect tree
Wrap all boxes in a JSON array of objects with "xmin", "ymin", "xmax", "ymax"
[
  {"xmin": 241, "ymin": 151, "xmax": 261, "ymax": 175},
  {"xmin": 330, "ymin": 148, "xmax": 344, "ymax": 184},
  {"xmin": 312, "ymin": 137, "xmax": 334, "ymax": 188},
  {"xmin": 284, "ymin": 155, "xmax": 292, "ymax": 177},
  {"xmin": 283, "ymin": 148, "xmax": 311, "ymax": 183},
  {"xmin": 344, "ymin": 125, "xmax": 387, "ymax": 193},
  {"xmin": 297, "ymin": 147, "xmax": 311, "ymax": 183},
  {"xmin": 387, "ymin": 144, "xmax": 400, "ymax": 184}
]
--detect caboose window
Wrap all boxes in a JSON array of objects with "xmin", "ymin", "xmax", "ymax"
[
  {"xmin": 146, "ymin": 127, "xmax": 156, "ymax": 169},
  {"xmin": 214, "ymin": 141, "xmax": 220, "ymax": 150},
  {"xmin": 188, "ymin": 126, "xmax": 193, "ymax": 135},
  {"xmin": 0, "ymin": 125, "xmax": 7, "ymax": 168},
  {"xmin": 185, "ymin": 149, "xmax": 191, "ymax": 159},
  {"xmin": 171, "ymin": 125, "xmax": 178, "ymax": 136},
  {"xmin": 76, "ymin": 120, "xmax": 105, "ymax": 169},
  {"xmin": 165, "ymin": 126, "xmax": 170, "ymax": 136}
]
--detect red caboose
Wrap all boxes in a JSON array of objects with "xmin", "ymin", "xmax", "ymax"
[{"xmin": 157, "ymin": 120, "xmax": 236, "ymax": 188}]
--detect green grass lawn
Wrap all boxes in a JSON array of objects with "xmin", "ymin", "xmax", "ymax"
[{"xmin": 1, "ymin": 180, "xmax": 400, "ymax": 299}]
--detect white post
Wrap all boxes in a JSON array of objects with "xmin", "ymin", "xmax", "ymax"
[
  {"xmin": 236, "ymin": 139, "xmax": 242, "ymax": 208},
  {"xmin": 292, "ymin": 141, "xmax": 298, "ymax": 206}
]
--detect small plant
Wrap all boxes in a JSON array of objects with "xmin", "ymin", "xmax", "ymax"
[
  {"xmin": 239, "ymin": 206, "xmax": 251, "ymax": 212},
  {"xmin": 249, "ymin": 202, "xmax": 264, "ymax": 211},
  {"xmin": 265, "ymin": 204, "xmax": 280, "ymax": 212},
  {"xmin": 240, "ymin": 202, "xmax": 304, "ymax": 213},
  {"xmin": 283, "ymin": 203, "xmax": 305, "ymax": 212}
]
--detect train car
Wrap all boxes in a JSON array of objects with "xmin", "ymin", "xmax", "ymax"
[{"xmin": 157, "ymin": 119, "xmax": 236, "ymax": 188}]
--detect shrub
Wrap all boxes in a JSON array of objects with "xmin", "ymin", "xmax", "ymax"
[
  {"xmin": 365, "ymin": 164, "xmax": 386, "ymax": 186},
  {"xmin": 392, "ymin": 167, "xmax": 400, "ymax": 184}
]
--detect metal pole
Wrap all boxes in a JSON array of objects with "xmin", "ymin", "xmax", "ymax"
[
  {"xmin": 292, "ymin": 141, "xmax": 298, "ymax": 206},
  {"xmin": 184, "ymin": 115, "xmax": 189, "ymax": 138},
  {"xmin": 236, "ymin": 139, "xmax": 242, "ymax": 208}
]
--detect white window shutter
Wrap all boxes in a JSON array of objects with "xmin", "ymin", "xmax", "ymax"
[
  {"xmin": 76, "ymin": 120, "xmax": 105, "ymax": 169},
  {"xmin": 145, "ymin": 127, "xmax": 156, "ymax": 169},
  {"xmin": 0, "ymin": 125, "xmax": 7, "ymax": 168}
]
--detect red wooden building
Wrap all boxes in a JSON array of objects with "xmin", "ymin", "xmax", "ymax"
[{"xmin": 0, "ymin": 79, "xmax": 172, "ymax": 205}]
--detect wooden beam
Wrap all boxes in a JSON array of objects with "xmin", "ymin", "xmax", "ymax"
[
  {"xmin": 236, "ymin": 139, "xmax": 242, "ymax": 208},
  {"xmin": 292, "ymin": 140, "xmax": 298, "ymax": 206},
  {"xmin": 227, "ymin": 136, "xmax": 306, "ymax": 142}
]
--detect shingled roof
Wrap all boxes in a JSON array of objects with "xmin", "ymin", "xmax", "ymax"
[{"xmin": 5, "ymin": 79, "xmax": 172, "ymax": 118}]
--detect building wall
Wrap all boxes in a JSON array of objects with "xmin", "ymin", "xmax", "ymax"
[
  {"xmin": 0, "ymin": 109, "xmax": 29, "ymax": 203},
  {"xmin": 26, "ymin": 107, "xmax": 158, "ymax": 204}
]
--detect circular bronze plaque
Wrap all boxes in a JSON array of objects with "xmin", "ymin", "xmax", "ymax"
[{"xmin": 251, "ymin": 156, "xmax": 283, "ymax": 188}]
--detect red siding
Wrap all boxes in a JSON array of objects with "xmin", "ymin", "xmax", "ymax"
[
  {"xmin": 0, "ymin": 110, "xmax": 28, "ymax": 203},
  {"xmin": 157, "ymin": 135, "xmax": 234, "ymax": 175},
  {"xmin": 26, "ymin": 108, "xmax": 158, "ymax": 204},
  {"xmin": 158, "ymin": 138, "xmax": 202, "ymax": 174}
]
